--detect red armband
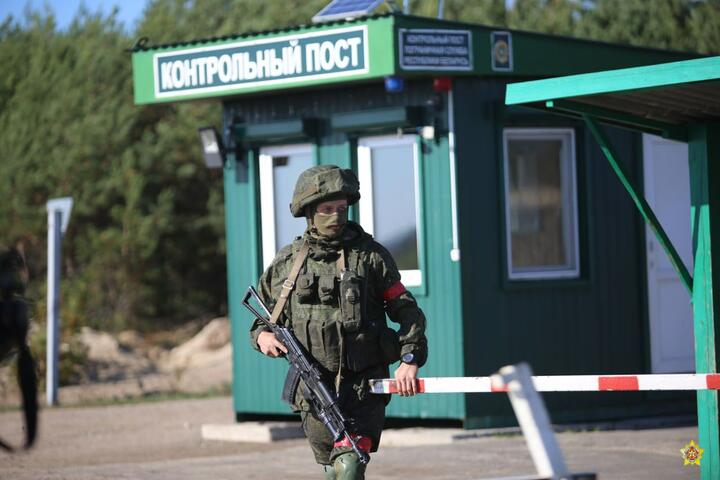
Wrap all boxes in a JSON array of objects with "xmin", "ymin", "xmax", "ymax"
[
  {"xmin": 333, "ymin": 434, "xmax": 373, "ymax": 453},
  {"xmin": 383, "ymin": 281, "xmax": 407, "ymax": 301}
]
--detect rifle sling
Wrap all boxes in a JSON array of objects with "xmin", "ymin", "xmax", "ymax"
[
  {"xmin": 335, "ymin": 248, "xmax": 346, "ymax": 394},
  {"xmin": 269, "ymin": 240, "xmax": 310, "ymax": 325}
]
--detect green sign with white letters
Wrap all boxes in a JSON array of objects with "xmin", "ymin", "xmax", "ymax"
[
  {"xmin": 154, "ymin": 26, "xmax": 367, "ymax": 99},
  {"xmin": 132, "ymin": 19, "xmax": 397, "ymax": 104}
]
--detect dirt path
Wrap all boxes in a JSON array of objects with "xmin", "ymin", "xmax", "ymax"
[
  {"xmin": 0, "ymin": 396, "xmax": 701, "ymax": 479},
  {"xmin": 0, "ymin": 396, "xmax": 301, "ymax": 471}
]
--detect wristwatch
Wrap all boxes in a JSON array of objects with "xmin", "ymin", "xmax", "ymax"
[{"xmin": 401, "ymin": 352, "xmax": 416, "ymax": 365}]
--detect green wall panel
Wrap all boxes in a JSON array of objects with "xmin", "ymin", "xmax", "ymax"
[
  {"xmin": 225, "ymin": 150, "xmax": 290, "ymax": 415},
  {"xmin": 452, "ymin": 78, "xmax": 694, "ymax": 427},
  {"xmin": 227, "ymin": 81, "xmax": 464, "ymax": 420}
]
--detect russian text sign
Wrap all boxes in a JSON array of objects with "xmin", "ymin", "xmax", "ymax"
[
  {"xmin": 398, "ymin": 29, "xmax": 473, "ymax": 71},
  {"xmin": 153, "ymin": 26, "xmax": 368, "ymax": 99}
]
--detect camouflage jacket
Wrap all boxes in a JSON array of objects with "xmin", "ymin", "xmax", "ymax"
[{"xmin": 250, "ymin": 221, "xmax": 427, "ymax": 373}]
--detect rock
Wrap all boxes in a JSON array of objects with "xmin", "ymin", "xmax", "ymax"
[
  {"xmin": 78, "ymin": 327, "xmax": 126, "ymax": 363},
  {"xmin": 0, "ymin": 319, "xmax": 235, "ymax": 408},
  {"xmin": 77, "ymin": 327, "xmax": 154, "ymax": 382},
  {"xmin": 117, "ymin": 330, "xmax": 144, "ymax": 350},
  {"xmin": 162, "ymin": 318, "xmax": 230, "ymax": 371}
]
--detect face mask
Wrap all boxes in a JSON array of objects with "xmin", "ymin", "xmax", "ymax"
[{"xmin": 313, "ymin": 209, "xmax": 348, "ymax": 238}]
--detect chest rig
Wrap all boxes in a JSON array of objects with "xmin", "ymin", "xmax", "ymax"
[{"xmin": 273, "ymin": 238, "xmax": 392, "ymax": 379}]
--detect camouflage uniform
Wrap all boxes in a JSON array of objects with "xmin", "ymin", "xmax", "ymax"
[{"xmin": 250, "ymin": 165, "xmax": 428, "ymax": 477}]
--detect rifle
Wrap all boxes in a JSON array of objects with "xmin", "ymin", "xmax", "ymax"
[{"xmin": 242, "ymin": 286, "xmax": 370, "ymax": 464}]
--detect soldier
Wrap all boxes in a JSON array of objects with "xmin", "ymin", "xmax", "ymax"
[{"xmin": 250, "ymin": 165, "xmax": 428, "ymax": 479}]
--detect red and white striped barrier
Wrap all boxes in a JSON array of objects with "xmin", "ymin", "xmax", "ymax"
[{"xmin": 369, "ymin": 374, "xmax": 720, "ymax": 394}]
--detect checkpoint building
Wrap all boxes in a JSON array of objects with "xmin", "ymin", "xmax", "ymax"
[{"xmin": 131, "ymin": 10, "xmax": 699, "ymax": 428}]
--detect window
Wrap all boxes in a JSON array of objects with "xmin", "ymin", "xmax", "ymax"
[
  {"xmin": 259, "ymin": 144, "xmax": 314, "ymax": 268},
  {"xmin": 358, "ymin": 135, "xmax": 423, "ymax": 287},
  {"xmin": 503, "ymin": 128, "xmax": 579, "ymax": 280}
]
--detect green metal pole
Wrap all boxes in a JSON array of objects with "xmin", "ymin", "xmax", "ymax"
[
  {"xmin": 583, "ymin": 115, "xmax": 694, "ymax": 295},
  {"xmin": 689, "ymin": 123, "xmax": 720, "ymax": 479}
]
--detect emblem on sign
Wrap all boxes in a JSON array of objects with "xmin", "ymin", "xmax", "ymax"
[
  {"xmin": 680, "ymin": 440, "xmax": 703, "ymax": 466},
  {"xmin": 491, "ymin": 31, "xmax": 512, "ymax": 72}
]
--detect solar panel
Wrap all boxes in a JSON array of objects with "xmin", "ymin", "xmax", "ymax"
[{"xmin": 312, "ymin": 0, "xmax": 385, "ymax": 23}]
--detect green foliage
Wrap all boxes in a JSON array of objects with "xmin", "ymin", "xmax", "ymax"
[
  {"xmin": 410, "ymin": 0, "xmax": 719, "ymax": 54},
  {"xmin": 0, "ymin": 7, "xmax": 227, "ymax": 332},
  {"xmin": 29, "ymin": 324, "xmax": 89, "ymax": 387},
  {"xmin": 576, "ymin": 0, "xmax": 696, "ymax": 50},
  {"xmin": 0, "ymin": 0, "xmax": 717, "ymax": 336}
]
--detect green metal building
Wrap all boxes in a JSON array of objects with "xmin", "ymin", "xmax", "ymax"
[{"xmin": 131, "ymin": 13, "xmax": 698, "ymax": 427}]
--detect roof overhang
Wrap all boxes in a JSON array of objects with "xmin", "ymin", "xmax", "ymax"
[
  {"xmin": 505, "ymin": 56, "xmax": 720, "ymax": 142},
  {"xmin": 131, "ymin": 13, "xmax": 696, "ymax": 105}
]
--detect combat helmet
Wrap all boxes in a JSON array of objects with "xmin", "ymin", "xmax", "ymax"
[{"xmin": 290, "ymin": 165, "xmax": 360, "ymax": 218}]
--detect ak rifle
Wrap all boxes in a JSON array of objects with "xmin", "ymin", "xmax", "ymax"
[{"xmin": 242, "ymin": 286, "xmax": 370, "ymax": 464}]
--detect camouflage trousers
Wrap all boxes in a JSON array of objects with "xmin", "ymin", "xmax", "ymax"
[{"xmin": 298, "ymin": 364, "xmax": 390, "ymax": 465}]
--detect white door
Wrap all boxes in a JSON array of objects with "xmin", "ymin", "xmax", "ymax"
[
  {"xmin": 643, "ymin": 134, "xmax": 694, "ymax": 373},
  {"xmin": 258, "ymin": 144, "xmax": 314, "ymax": 269}
]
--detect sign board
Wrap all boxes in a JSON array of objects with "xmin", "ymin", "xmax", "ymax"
[
  {"xmin": 491, "ymin": 31, "xmax": 513, "ymax": 72},
  {"xmin": 151, "ymin": 26, "xmax": 369, "ymax": 100},
  {"xmin": 398, "ymin": 29, "xmax": 473, "ymax": 71},
  {"xmin": 46, "ymin": 197, "xmax": 73, "ymax": 233}
]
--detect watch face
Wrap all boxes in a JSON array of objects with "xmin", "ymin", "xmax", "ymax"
[{"xmin": 402, "ymin": 352, "xmax": 414, "ymax": 363}]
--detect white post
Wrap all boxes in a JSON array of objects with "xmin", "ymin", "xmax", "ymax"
[
  {"xmin": 447, "ymin": 88, "xmax": 461, "ymax": 262},
  {"xmin": 45, "ymin": 198, "xmax": 73, "ymax": 406},
  {"xmin": 492, "ymin": 363, "xmax": 569, "ymax": 479}
]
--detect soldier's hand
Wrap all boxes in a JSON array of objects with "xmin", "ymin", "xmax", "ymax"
[
  {"xmin": 394, "ymin": 362, "xmax": 419, "ymax": 397},
  {"xmin": 257, "ymin": 331, "xmax": 288, "ymax": 358}
]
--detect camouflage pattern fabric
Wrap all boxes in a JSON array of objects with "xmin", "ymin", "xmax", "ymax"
[
  {"xmin": 250, "ymin": 221, "xmax": 428, "ymax": 465},
  {"xmin": 289, "ymin": 165, "xmax": 360, "ymax": 218},
  {"xmin": 300, "ymin": 365, "xmax": 387, "ymax": 464}
]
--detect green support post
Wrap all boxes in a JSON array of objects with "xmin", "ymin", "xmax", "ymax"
[
  {"xmin": 689, "ymin": 123, "xmax": 720, "ymax": 478},
  {"xmin": 583, "ymin": 115, "xmax": 694, "ymax": 295}
]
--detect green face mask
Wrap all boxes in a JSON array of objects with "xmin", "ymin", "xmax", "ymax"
[{"xmin": 313, "ymin": 210, "xmax": 348, "ymax": 238}]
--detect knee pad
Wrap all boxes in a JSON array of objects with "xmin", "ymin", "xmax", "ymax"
[
  {"xmin": 323, "ymin": 464, "xmax": 336, "ymax": 480},
  {"xmin": 333, "ymin": 452, "xmax": 367, "ymax": 480}
]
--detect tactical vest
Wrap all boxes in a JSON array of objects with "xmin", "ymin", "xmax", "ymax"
[{"xmin": 287, "ymin": 241, "xmax": 399, "ymax": 373}]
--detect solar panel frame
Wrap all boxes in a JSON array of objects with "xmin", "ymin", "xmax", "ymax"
[{"xmin": 312, "ymin": 0, "xmax": 385, "ymax": 23}]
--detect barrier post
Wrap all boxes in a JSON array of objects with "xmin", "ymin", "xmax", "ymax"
[{"xmin": 492, "ymin": 363, "xmax": 569, "ymax": 479}]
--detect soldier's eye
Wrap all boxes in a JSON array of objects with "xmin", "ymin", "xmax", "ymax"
[{"xmin": 317, "ymin": 205, "xmax": 347, "ymax": 215}]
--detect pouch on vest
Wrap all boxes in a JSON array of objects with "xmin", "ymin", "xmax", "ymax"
[
  {"xmin": 295, "ymin": 273, "xmax": 315, "ymax": 303},
  {"xmin": 318, "ymin": 274, "xmax": 336, "ymax": 305},
  {"xmin": 339, "ymin": 270, "xmax": 365, "ymax": 332}
]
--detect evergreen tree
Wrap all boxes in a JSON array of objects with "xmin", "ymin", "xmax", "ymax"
[{"xmin": 1, "ymin": 0, "xmax": 717, "ymax": 336}]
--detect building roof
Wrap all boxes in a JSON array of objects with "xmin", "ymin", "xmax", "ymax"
[
  {"xmin": 131, "ymin": 12, "xmax": 699, "ymax": 105},
  {"xmin": 505, "ymin": 56, "xmax": 720, "ymax": 141}
]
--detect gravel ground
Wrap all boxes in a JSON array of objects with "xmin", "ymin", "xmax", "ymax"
[{"xmin": 0, "ymin": 396, "xmax": 702, "ymax": 479}]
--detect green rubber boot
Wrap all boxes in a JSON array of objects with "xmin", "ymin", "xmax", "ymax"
[
  {"xmin": 333, "ymin": 452, "xmax": 367, "ymax": 480},
  {"xmin": 323, "ymin": 464, "xmax": 337, "ymax": 480}
]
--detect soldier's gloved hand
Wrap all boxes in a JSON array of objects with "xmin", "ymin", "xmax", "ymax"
[
  {"xmin": 394, "ymin": 363, "xmax": 419, "ymax": 397},
  {"xmin": 257, "ymin": 331, "xmax": 288, "ymax": 358}
]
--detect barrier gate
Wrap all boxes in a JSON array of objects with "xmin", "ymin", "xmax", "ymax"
[{"xmin": 371, "ymin": 363, "xmax": 719, "ymax": 479}]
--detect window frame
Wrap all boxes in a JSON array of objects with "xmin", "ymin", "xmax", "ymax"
[
  {"xmin": 502, "ymin": 127, "xmax": 580, "ymax": 280},
  {"xmin": 357, "ymin": 134, "xmax": 425, "ymax": 288},
  {"xmin": 258, "ymin": 143, "xmax": 315, "ymax": 269}
]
